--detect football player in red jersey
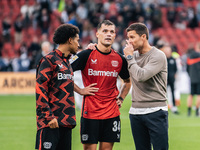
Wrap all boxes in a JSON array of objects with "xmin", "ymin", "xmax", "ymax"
[
  {"xmin": 71, "ymin": 20, "xmax": 131, "ymax": 150},
  {"xmin": 35, "ymin": 24, "xmax": 80, "ymax": 150}
]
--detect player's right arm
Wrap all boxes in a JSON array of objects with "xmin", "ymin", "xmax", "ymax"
[
  {"xmin": 36, "ymin": 57, "xmax": 56, "ymax": 124},
  {"xmin": 71, "ymin": 49, "xmax": 99, "ymax": 95},
  {"xmin": 71, "ymin": 49, "xmax": 92, "ymax": 71},
  {"xmin": 74, "ymin": 83, "xmax": 99, "ymax": 96}
]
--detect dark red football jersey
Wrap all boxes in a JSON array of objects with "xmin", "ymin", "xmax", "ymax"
[
  {"xmin": 36, "ymin": 49, "xmax": 76, "ymax": 130},
  {"xmin": 71, "ymin": 48, "xmax": 129, "ymax": 119}
]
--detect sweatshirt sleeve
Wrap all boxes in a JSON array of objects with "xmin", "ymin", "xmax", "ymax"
[
  {"xmin": 127, "ymin": 51, "xmax": 167, "ymax": 82},
  {"xmin": 36, "ymin": 57, "xmax": 55, "ymax": 122}
]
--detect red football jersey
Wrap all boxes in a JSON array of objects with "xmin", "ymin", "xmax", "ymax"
[{"xmin": 71, "ymin": 48, "xmax": 129, "ymax": 119}]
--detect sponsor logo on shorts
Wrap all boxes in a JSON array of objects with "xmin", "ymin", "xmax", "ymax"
[
  {"xmin": 43, "ymin": 142, "xmax": 52, "ymax": 149},
  {"xmin": 82, "ymin": 134, "xmax": 89, "ymax": 141}
]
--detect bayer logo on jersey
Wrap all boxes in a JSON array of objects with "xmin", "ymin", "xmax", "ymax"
[{"xmin": 111, "ymin": 60, "xmax": 119, "ymax": 67}]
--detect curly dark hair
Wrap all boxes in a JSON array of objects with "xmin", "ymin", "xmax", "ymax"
[
  {"xmin": 126, "ymin": 23, "xmax": 149, "ymax": 40},
  {"xmin": 53, "ymin": 24, "xmax": 80, "ymax": 44}
]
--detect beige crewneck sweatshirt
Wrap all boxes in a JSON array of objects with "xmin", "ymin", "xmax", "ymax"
[{"xmin": 127, "ymin": 46, "xmax": 168, "ymax": 108}]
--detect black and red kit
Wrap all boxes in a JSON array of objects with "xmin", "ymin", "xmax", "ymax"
[
  {"xmin": 71, "ymin": 48, "xmax": 130, "ymax": 120},
  {"xmin": 36, "ymin": 49, "xmax": 76, "ymax": 130}
]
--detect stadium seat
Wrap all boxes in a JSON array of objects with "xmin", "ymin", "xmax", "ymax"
[
  {"xmin": 14, "ymin": 43, "xmax": 21, "ymax": 57},
  {"xmin": 1, "ymin": 0, "xmax": 8, "ymax": 6},
  {"xmin": 165, "ymin": 27, "xmax": 174, "ymax": 38},
  {"xmin": 19, "ymin": 0, "xmax": 26, "ymax": 7},
  {"xmin": 183, "ymin": 0, "xmax": 190, "ymax": 7},
  {"xmin": 27, "ymin": 27, "xmax": 35, "ymax": 36},
  {"xmin": 191, "ymin": 0, "xmax": 198, "ymax": 8},
  {"xmin": 156, "ymin": 28, "xmax": 165, "ymax": 36},
  {"xmin": 175, "ymin": 29, "xmax": 183, "ymax": 38},
  {"xmin": 2, "ymin": 43, "xmax": 16, "ymax": 58},
  {"xmin": 28, "ymin": 0, "xmax": 35, "ymax": 5},
  {"xmin": 10, "ymin": 0, "xmax": 18, "ymax": 7},
  {"xmin": 0, "ymin": 22, "xmax": 2, "ymax": 33},
  {"xmin": 194, "ymin": 28, "xmax": 200, "ymax": 38}
]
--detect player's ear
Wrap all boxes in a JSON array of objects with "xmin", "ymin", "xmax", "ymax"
[
  {"xmin": 96, "ymin": 31, "xmax": 99, "ymax": 38},
  {"xmin": 68, "ymin": 37, "xmax": 73, "ymax": 44},
  {"xmin": 114, "ymin": 32, "xmax": 116, "ymax": 38},
  {"xmin": 141, "ymin": 34, "xmax": 146, "ymax": 40}
]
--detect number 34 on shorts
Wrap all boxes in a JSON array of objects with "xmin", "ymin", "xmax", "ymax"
[{"xmin": 112, "ymin": 121, "xmax": 120, "ymax": 132}]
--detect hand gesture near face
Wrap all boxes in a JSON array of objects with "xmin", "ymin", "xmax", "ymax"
[{"xmin": 123, "ymin": 40, "xmax": 134, "ymax": 57}]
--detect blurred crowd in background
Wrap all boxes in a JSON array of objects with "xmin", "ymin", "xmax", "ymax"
[{"xmin": 0, "ymin": 0, "xmax": 199, "ymax": 72}]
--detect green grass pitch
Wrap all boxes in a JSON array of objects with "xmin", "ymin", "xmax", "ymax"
[{"xmin": 0, "ymin": 94, "xmax": 200, "ymax": 150}]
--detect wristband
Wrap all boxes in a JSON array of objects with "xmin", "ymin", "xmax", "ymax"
[{"xmin": 118, "ymin": 96, "xmax": 124, "ymax": 101}]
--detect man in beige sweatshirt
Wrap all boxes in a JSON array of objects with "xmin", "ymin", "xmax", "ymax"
[{"xmin": 123, "ymin": 23, "xmax": 168, "ymax": 150}]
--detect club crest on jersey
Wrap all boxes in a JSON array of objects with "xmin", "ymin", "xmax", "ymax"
[
  {"xmin": 111, "ymin": 60, "xmax": 119, "ymax": 67},
  {"xmin": 91, "ymin": 59, "xmax": 97, "ymax": 64}
]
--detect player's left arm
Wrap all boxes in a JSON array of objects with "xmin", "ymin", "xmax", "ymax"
[
  {"xmin": 118, "ymin": 78, "xmax": 131, "ymax": 100},
  {"xmin": 116, "ymin": 78, "xmax": 131, "ymax": 108},
  {"xmin": 117, "ymin": 53, "xmax": 131, "ymax": 107},
  {"xmin": 71, "ymin": 49, "xmax": 99, "ymax": 95}
]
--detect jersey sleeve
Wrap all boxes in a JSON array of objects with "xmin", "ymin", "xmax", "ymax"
[
  {"xmin": 118, "ymin": 53, "xmax": 130, "ymax": 80},
  {"xmin": 128, "ymin": 50, "xmax": 167, "ymax": 82},
  {"xmin": 71, "ymin": 49, "xmax": 92, "ymax": 71},
  {"xmin": 36, "ymin": 57, "xmax": 55, "ymax": 122}
]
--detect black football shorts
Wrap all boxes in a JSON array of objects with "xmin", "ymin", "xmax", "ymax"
[
  {"xmin": 191, "ymin": 83, "xmax": 200, "ymax": 95},
  {"xmin": 81, "ymin": 116, "xmax": 121, "ymax": 144},
  {"xmin": 35, "ymin": 127, "xmax": 72, "ymax": 150}
]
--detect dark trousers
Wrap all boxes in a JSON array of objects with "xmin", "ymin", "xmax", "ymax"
[
  {"xmin": 129, "ymin": 110, "xmax": 168, "ymax": 150},
  {"xmin": 168, "ymin": 80, "xmax": 176, "ymax": 106}
]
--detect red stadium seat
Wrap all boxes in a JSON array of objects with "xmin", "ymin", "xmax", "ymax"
[
  {"xmin": 183, "ymin": 0, "xmax": 190, "ymax": 7},
  {"xmin": 165, "ymin": 27, "xmax": 174, "ymax": 38},
  {"xmin": 14, "ymin": 43, "xmax": 21, "ymax": 57},
  {"xmin": 28, "ymin": 0, "xmax": 35, "ymax": 5},
  {"xmin": 2, "ymin": 43, "xmax": 16, "ymax": 58},
  {"xmin": 10, "ymin": 0, "xmax": 18, "ymax": 7},
  {"xmin": 19, "ymin": 0, "xmax": 26, "ymax": 7},
  {"xmin": 185, "ymin": 28, "xmax": 193, "ymax": 36},
  {"xmin": 157, "ymin": 28, "xmax": 165, "ymax": 36},
  {"xmin": 175, "ymin": 29, "xmax": 184, "ymax": 38},
  {"xmin": 192, "ymin": 0, "xmax": 198, "ymax": 8},
  {"xmin": 1, "ymin": 0, "xmax": 8, "ymax": 6},
  {"xmin": 194, "ymin": 28, "xmax": 200, "ymax": 38},
  {"xmin": 27, "ymin": 27, "xmax": 35, "ymax": 36}
]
